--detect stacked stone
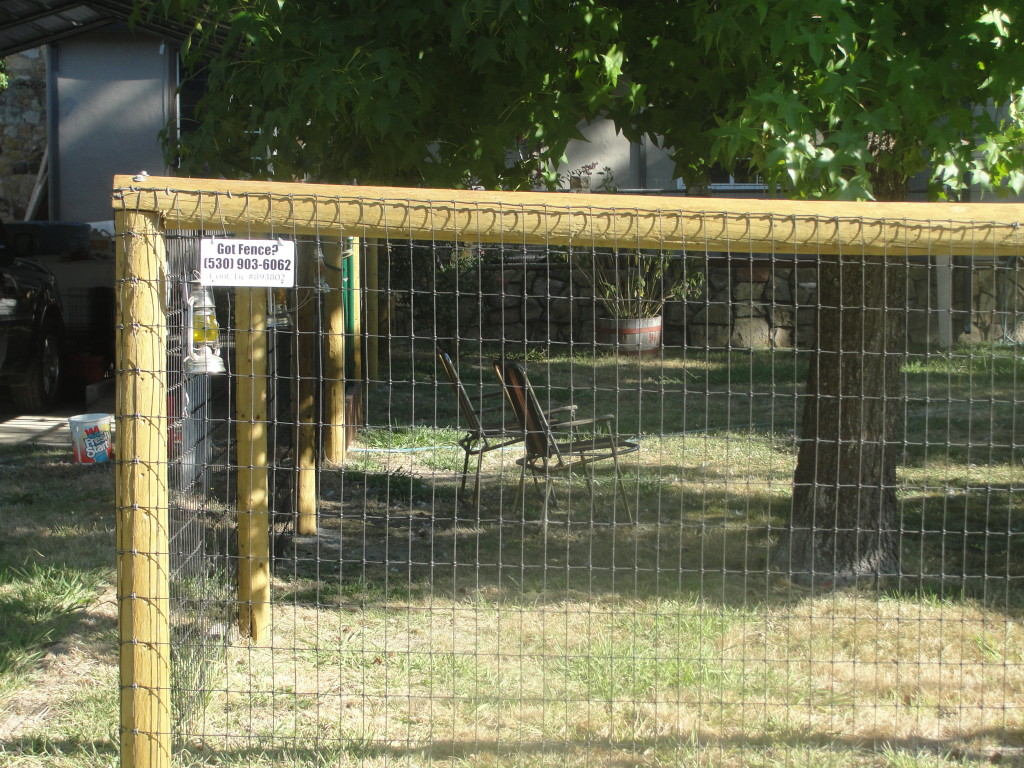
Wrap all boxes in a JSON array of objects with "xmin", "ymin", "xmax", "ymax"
[
  {"xmin": 686, "ymin": 263, "xmax": 812, "ymax": 350},
  {"xmin": 0, "ymin": 50, "xmax": 47, "ymax": 221},
  {"xmin": 686, "ymin": 268, "xmax": 732, "ymax": 348},
  {"xmin": 906, "ymin": 264, "xmax": 940, "ymax": 347},
  {"xmin": 962, "ymin": 260, "xmax": 1024, "ymax": 343},
  {"xmin": 792, "ymin": 268, "xmax": 821, "ymax": 349},
  {"xmin": 454, "ymin": 259, "xmax": 821, "ymax": 351},
  {"xmin": 459, "ymin": 263, "xmax": 594, "ymax": 346},
  {"xmin": 394, "ymin": 256, "xmax": 1024, "ymax": 351}
]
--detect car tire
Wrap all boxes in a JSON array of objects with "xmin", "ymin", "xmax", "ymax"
[{"xmin": 11, "ymin": 321, "xmax": 63, "ymax": 413}]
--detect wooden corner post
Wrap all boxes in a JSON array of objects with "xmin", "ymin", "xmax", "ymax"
[{"xmin": 115, "ymin": 209, "xmax": 171, "ymax": 768}]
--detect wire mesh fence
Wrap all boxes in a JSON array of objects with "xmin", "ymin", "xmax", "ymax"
[{"xmin": 114, "ymin": 177, "xmax": 1023, "ymax": 767}]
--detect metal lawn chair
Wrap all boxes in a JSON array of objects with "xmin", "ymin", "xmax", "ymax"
[
  {"xmin": 437, "ymin": 348, "xmax": 575, "ymax": 505},
  {"xmin": 496, "ymin": 359, "xmax": 640, "ymax": 523}
]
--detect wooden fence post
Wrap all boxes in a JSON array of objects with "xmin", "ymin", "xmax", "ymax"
[
  {"xmin": 295, "ymin": 240, "xmax": 319, "ymax": 535},
  {"xmin": 350, "ymin": 237, "xmax": 362, "ymax": 381},
  {"xmin": 235, "ymin": 287, "xmax": 270, "ymax": 641},
  {"xmin": 115, "ymin": 209, "xmax": 171, "ymax": 768},
  {"xmin": 323, "ymin": 238, "xmax": 347, "ymax": 463},
  {"xmin": 366, "ymin": 239, "xmax": 380, "ymax": 381}
]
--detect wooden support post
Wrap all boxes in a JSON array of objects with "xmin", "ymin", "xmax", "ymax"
[
  {"xmin": 935, "ymin": 253, "xmax": 954, "ymax": 348},
  {"xmin": 295, "ymin": 240, "xmax": 319, "ymax": 535},
  {"xmin": 350, "ymin": 237, "xmax": 363, "ymax": 381},
  {"xmin": 235, "ymin": 287, "xmax": 271, "ymax": 642},
  {"xmin": 323, "ymin": 238, "xmax": 347, "ymax": 463},
  {"xmin": 366, "ymin": 239, "xmax": 380, "ymax": 381},
  {"xmin": 115, "ymin": 209, "xmax": 171, "ymax": 768}
]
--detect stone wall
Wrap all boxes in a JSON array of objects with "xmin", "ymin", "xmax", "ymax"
[
  {"xmin": 956, "ymin": 259, "xmax": 1024, "ymax": 344},
  {"xmin": 680, "ymin": 259, "xmax": 1023, "ymax": 349},
  {"xmin": 465, "ymin": 262, "xmax": 595, "ymax": 344},
  {"xmin": 684, "ymin": 263, "xmax": 816, "ymax": 350},
  {"xmin": 400, "ymin": 256, "xmax": 1024, "ymax": 351},
  {"xmin": 0, "ymin": 49, "xmax": 47, "ymax": 221}
]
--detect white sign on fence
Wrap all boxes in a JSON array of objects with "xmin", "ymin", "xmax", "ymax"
[{"xmin": 199, "ymin": 238, "xmax": 296, "ymax": 286}]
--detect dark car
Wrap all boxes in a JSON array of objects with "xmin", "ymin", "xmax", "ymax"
[{"xmin": 0, "ymin": 218, "xmax": 65, "ymax": 412}]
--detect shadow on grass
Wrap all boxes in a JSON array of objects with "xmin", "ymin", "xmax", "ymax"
[
  {"xmin": 269, "ymin": 457, "xmax": 1024, "ymax": 616},
  {"xmin": 339, "ymin": 345, "xmax": 1023, "ymax": 612}
]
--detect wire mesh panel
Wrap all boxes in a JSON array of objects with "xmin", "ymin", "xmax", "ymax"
[{"xmin": 114, "ymin": 178, "xmax": 1024, "ymax": 768}]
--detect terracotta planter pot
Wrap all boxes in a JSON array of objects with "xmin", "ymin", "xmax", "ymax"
[{"xmin": 596, "ymin": 315, "xmax": 663, "ymax": 355}]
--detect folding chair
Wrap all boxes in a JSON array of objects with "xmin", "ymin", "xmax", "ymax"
[
  {"xmin": 496, "ymin": 359, "xmax": 640, "ymax": 523},
  {"xmin": 437, "ymin": 348, "xmax": 576, "ymax": 505}
]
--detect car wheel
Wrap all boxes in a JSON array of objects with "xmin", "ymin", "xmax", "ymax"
[{"xmin": 11, "ymin": 322, "xmax": 63, "ymax": 412}]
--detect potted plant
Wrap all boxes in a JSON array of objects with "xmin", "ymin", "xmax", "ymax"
[{"xmin": 572, "ymin": 248, "xmax": 703, "ymax": 354}]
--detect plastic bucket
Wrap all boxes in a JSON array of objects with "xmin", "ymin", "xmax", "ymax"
[{"xmin": 69, "ymin": 413, "xmax": 113, "ymax": 464}]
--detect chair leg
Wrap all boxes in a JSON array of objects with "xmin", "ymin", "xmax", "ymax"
[
  {"xmin": 519, "ymin": 468, "xmax": 555, "ymax": 525},
  {"xmin": 460, "ymin": 450, "xmax": 472, "ymax": 497},
  {"xmin": 471, "ymin": 456, "xmax": 484, "ymax": 508},
  {"xmin": 613, "ymin": 453, "xmax": 633, "ymax": 525},
  {"xmin": 539, "ymin": 475, "xmax": 554, "ymax": 526},
  {"xmin": 514, "ymin": 462, "xmax": 527, "ymax": 511},
  {"xmin": 582, "ymin": 467, "xmax": 595, "ymax": 499},
  {"xmin": 539, "ymin": 474, "xmax": 558, "ymax": 509}
]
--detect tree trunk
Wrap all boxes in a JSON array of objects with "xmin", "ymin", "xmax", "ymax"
[{"xmin": 771, "ymin": 249, "xmax": 906, "ymax": 587}]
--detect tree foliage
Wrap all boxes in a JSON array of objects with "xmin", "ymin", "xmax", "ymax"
[
  {"xmin": 143, "ymin": 0, "xmax": 626, "ymax": 187},
  {"xmin": 143, "ymin": 0, "xmax": 1024, "ymax": 585},
  {"xmin": 145, "ymin": 0, "xmax": 1024, "ymax": 200}
]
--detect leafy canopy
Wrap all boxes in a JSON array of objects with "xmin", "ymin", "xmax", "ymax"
[{"xmin": 144, "ymin": 0, "xmax": 1024, "ymax": 199}]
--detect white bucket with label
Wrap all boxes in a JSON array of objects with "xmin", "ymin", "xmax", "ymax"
[{"xmin": 69, "ymin": 413, "xmax": 113, "ymax": 464}]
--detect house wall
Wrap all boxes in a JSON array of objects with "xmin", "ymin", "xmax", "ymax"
[
  {"xmin": 51, "ymin": 28, "xmax": 174, "ymax": 223},
  {"xmin": 560, "ymin": 120, "xmax": 679, "ymax": 192}
]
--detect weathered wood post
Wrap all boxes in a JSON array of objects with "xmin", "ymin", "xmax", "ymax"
[
  {"xmin": 350, "ymin": 237, "xmax": 363, "ymax": 381},
  {"xmin": 366, "ymin": 239, "xmax": 380, "ymax": 381},
  {"xmin": 115, "ymin": 208, "xmax": 171, "ymax": 768},
  {"xmin": 323, "ymin": 238, "xmax": 347, "ymax": 463},
  {"xmin": 235, "ymin": 287, "xmax": 271, "ymax": 641},
  {"xmin": 295, "ymin": 240, "xmax": 319, "ymax": 535}
]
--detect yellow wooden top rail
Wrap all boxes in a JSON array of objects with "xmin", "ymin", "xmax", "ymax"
[{"xmin": 113, "ymin": 175, "xmax": 1024, "ymax": 256}]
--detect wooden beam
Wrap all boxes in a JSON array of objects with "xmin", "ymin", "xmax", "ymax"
[{"xmin": 114, "ymin": 175, "xmax": 1024, "ymax": 257}]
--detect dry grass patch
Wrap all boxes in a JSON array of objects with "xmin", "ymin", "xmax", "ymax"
[{"xmin": 178, "ymin": 587, "xmax": 1024, "ymax": 766}]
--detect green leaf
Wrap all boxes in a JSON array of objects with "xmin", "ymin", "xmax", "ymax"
[
  {"xmin": 601, "ymin": 46, "xmax": 624, "ymax": 85},
  {"xmin": 1009, "ymin": 171, "xmax": 1024, "ymax": 196},
  {"xmin": 144, "ymin": 0, "xmax": 1024, "ymax": 198}
]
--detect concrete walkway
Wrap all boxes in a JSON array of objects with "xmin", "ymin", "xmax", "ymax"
[
  {"xmin": 0, "ymin": 411, "xmax": 79, "ymax": 447},
  {"xmin": 0, "ymin": 380, "xmax": 115, "ymax": 449}
]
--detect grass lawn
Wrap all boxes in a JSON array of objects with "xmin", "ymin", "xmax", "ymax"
[
  {"xmin": 1, "ymin": 344, "xmax": 1021, "ymax": 767},
  {"xmin": 0, "ymin": 444, "xmax": 118, "ymax": 767}
]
